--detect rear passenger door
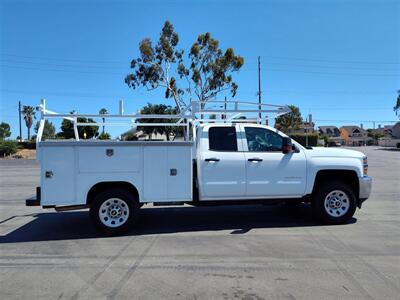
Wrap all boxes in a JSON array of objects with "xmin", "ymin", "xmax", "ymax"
[{"xmin": 199, "ymin": 125, "xmax": 246, "ymax": 199}]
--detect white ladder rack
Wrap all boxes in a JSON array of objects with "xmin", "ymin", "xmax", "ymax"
[{"xmin": 36, "ymin": 99, "xmax": 290, "ymax": 142}]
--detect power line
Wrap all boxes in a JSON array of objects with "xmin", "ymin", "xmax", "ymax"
[
  {"xmin": 0, "ymin": 88, "xmax": 125, "ymax": 100},
  {"xmin": 247, "ymin": 55, "xmax": 400, "ymax": 65},
  {"xmin": 0, "ymin": 53, "xmax": 127, "ymax": 65},
  {"xmin": 245, "ymin": 61, "xmax": 399, "ymax": 72},
  {"xmin": 3, "ymin": 63, "xmax": 398, "ymax": 77},
  {"xmin": 1, "ymin": 64, "xmax": 124, "ymax": 76},
  {"xmin": 238, "ymin": 67, "xmax": 399, "ymax": 77},
  {"xmin": 3, "ymin": 52, "xmax": 399, "ymax": 66},
  {"xmin": 0, "ymin": 59, "xmax": 128, "ymax": 70},
  {"xmin": 2, "ymin": 57, "xmax": 398, "ymax": 72},
  {"xmin": 314, "ymin": 119, "xmax": 398, "ymax": 123}
]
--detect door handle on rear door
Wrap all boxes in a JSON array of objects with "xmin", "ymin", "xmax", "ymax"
[
  {"xmin": 205, "ymin": 158, "xmax": 220, "ymax": 162},
  {"xmin": 248, "ymin": 158, "xmax": 263, "ymax": 162}
]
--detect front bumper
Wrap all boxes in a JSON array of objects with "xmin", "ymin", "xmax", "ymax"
[{"xmin": 358, "ymin": 176, "xmax": 372, "ymax": 207}]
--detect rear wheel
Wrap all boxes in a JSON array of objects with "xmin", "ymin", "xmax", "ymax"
[
  {"xmin": 312, "ymin": 181, "xmax": 356, "ymax": 224},
  {"xmin": 90, "ymin": 188, "xmax": 139, "ymax": 234}
]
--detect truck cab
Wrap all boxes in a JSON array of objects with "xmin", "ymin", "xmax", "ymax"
[{"xmin": 197, "ymin": 124, "xmax": 307, "ymax": 200}]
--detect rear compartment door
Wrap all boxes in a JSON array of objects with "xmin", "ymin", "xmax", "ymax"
[
  {"xmin": 143, "ymin": 145, "xmax": 192, "ymax": 202},
  {"xmin": 41, "ymin": 146, "xmax": 75, "ymax": 205}
]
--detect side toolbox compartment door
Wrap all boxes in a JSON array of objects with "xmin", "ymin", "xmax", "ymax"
[
  {"xmin": 167, "ymin": 146, "xmax": 192, "ymax": 201},
  {"xmin": 143, "ymin": 147, "xmax": 168, "ymax": 201},
  {"xmin": 143, "ymin": 145, "xmax": 192, "ymax": 202},
  {"xmin": 41, "ymin": 146, "xmax": 75, "ymax": 205}
]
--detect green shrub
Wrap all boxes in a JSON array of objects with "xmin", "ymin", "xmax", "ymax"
[
  {"xmin": 289, "ymin": 134, "xmax": 319, "ymax": 147},
  {"xmin": 20, "ymin": 141, "xmax": 36, "ymax": 149},
  {"xmin": 0, "ymin": 141, "xmax": 18, "ymax": 156},
  {"xmin": 98, "ymin": 132, "xmax": 111, "ymax": 140},
  {"xmin": 123, "ymin": 132, "xmax": 138, "ymax": 141}
]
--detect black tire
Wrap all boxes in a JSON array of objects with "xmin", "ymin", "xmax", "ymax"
[
  {"xmin": 312, "ymin": 181, "xmax": 356, "ymax": 224},
  {"xmin": 90, "ymin": 188, "xmax": 139, "ymax": 234}
]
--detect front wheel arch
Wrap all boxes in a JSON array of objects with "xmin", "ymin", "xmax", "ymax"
[{"xmin": 311, "ymin": 170, "xmax": 359, "ymax": 199}]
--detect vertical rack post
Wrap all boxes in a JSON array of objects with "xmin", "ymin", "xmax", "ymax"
[
  {"xmin": 258, "ymin": 56, "xmax": 262, "ymax": 124},
  {"xmin": 36, "ymin": 99, "xmax": 46, "ymax": 143},
  {"xmin": 73, "ymin": 117, "xmax": 80, "ymax": 141}
]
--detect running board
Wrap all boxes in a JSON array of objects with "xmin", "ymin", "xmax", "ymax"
[
  {"xmin": 153, "ymin": 202, "xmax": 185, "ymax": 206},
  {"xmin": 55, "ymin": 205, "xmax": 89, "ymax": 212}
]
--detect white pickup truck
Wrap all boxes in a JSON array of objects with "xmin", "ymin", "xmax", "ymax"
[{"xmin": 27, "ymin": 100, "xmax": 372, "ymax": 234}]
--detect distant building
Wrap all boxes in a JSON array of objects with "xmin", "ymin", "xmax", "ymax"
[
  {"xmin": 318, "ymin": 126, "xmax": 343, "ymax": 144},
  {"xmin": 372, "ymin": 124, "xmax": 394, "ymax": 137},
  {"xmin": 339, "ymin": 125, "xmax": 372, "ymax": 146},
  {"xmin": 377, "ymin": 122, "xmax": 400, "ymax": 148},
  {"xmin": 318, "ymin": 126, "xmax": 340, "ymax": 137},
  {"xmin": 389, "ymin": 122, "xmax": 400, "ymax": 138},
  {"xmin": 288, "ymin": 114, "xmax": 315, "ymax": 134}
]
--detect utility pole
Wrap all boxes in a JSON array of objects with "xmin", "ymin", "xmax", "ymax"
[
  {"xmin": 258, "ymin": 56, "xmax": 262, "ymax": 124},
  {"xmin": 18, "ymin": 101, "xmax": 22, "ymax": 143},
  {"xmin": 224, "ymin": 96, "xmax": 227, "ymax": 122}
]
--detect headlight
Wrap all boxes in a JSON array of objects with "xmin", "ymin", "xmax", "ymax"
[{"xmin": 363, "ymin": 156, "xmax": 368, "ymax": 176}]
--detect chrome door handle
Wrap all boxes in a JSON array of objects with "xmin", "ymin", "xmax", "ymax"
[
  {"xmin": 248, "ymin": 158, "xmax": 263, "ymax": 162},
  {"xmin": 205, "ymin": 158, "xmax": 220, "ymax": 162}
]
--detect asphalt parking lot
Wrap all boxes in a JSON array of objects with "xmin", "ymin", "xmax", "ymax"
[{"xmin": 0, "ymin": 146, "xmax": 399, "ymax": 299}]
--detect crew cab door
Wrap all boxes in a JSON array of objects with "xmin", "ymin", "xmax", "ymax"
[
  {"xmin": 240, "ymin": 125, "xmax": 307, "ymax": 197},
  {"xmin": 198, "ymin": 125, "xmax": 246, "ymax": 199}
]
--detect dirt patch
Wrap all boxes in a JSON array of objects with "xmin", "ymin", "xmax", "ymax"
[{"xmin": 2, "ymin": 149, "xmax": 37, "ymax": 159}]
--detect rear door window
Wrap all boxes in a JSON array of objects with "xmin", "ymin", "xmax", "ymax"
[{"xmin": 209, "ymin": 127, "xmax": 238, "ymax": 151}]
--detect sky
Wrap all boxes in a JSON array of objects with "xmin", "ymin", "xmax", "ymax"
[{"xmin": 1, "ymin": 0, "xmax": 399, "ymax": 139}]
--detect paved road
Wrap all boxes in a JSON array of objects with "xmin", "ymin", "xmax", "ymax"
[{"xmin": 0, "ymin": 147, "xmax": 399, "ymax": 299}]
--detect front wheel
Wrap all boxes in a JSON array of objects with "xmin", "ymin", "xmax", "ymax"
[
  {"xmin": 90, "ymin": 188, "xmax": 139, "ymax": 234},
  {"xmin": 312, "ymin": 181, "xmax": 356, "ymax": 224}
]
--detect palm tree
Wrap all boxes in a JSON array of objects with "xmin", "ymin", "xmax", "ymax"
[
  {"xmin": 99, "ymin": 108, "xmax": 108, "ymax": 134},
  {"xmin": 394, "ymin": 90, "xmax": 400, "ymax": 118},
  {"xmin": 22, "ymin": 105, "xmax": 36, "ymax": 140}
]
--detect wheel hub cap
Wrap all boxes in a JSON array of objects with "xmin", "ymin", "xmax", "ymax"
[
  {"xmin": 324, "ymin": 190, "xmax": 350, "ymax": 217},
  {"xmin": 99, "ymin": 198, "xmax": 130, "ymax": 228}
]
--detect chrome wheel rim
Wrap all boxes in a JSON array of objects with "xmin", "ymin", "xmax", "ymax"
[
  {"xmin": 99, "ymin": 198, "xmax": 130, "ymax": 228},
  {"xmin": 324, "ymin": 190, "xmax": 350, "ymax": 217}
]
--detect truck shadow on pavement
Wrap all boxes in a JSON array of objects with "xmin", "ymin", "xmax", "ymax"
[{"xmin": 0, "ymin": 204, "xmax": 356, "ymax": 243}]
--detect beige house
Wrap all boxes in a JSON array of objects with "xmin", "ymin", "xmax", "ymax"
[{"xmin": 339, "ymin": 125, "xmax": 372, "ymax": 146}]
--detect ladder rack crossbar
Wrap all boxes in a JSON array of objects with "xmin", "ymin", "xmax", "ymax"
[{"xmin": 35, "ymin": 99, "xmax": 290, "ymax": 143}]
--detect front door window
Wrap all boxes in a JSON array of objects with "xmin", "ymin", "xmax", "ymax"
[{"xmin": 244, "ymin": 127, "xmax": 283, "ymax": 152}]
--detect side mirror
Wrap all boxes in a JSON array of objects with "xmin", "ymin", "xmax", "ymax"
[{"xmin": 282, "ymin": 137, "xmax": 294, "ymax": 154}]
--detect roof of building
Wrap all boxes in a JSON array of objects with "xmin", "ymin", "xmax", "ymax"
[
  {"xmin": 318, "ymin": 126, "xmax": 339, "ymax": 132},
  {"xmin": 340, "ymin": 125, "xmax": 367, "ymax": 133}
]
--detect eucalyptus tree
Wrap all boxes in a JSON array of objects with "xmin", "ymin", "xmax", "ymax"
[
  {"xmin": 99, "ymin": 108, "xmax": 108, "ymax": 134},
  {"xmin": 34, "ymin": 120, "xmax": 56, "ymax": 140},
  {"xmin": 125, "ymin": 21, "xmax": 244, "ymax": 112}
]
